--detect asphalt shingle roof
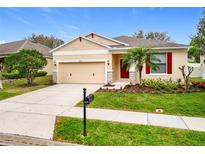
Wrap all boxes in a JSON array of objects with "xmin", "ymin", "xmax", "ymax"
[
  {"xmin": 0, "ymin": 40, "xmax": 52, "ymax": 57},
  {"xmin": 113, "ymin": 36, "xmax": 189, "ymax": 48}
]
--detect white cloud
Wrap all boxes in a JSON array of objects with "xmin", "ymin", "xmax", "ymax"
[
  {"xmin": 7, "ymin": 11, "xmax": 32, "ymax": 26},
  {"xmin": 40, "ymin": 7, "xmax": 64, "ymax": 17},
  {"xmin": 63, "ymin": 24, "xmax": 80, "ymax": 30},
  {"xmin": 0, "ymin": 40, "xmax": 5, "ymax": 44}
]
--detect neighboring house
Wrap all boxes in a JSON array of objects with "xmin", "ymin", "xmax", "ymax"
[
  {"xmin": 50, "ymin": 32, "xmax": 189, "ymax": 84},
  {"xmin": 0, "ymin": 40, "xmax": 53, "ymax": 75},
  {"xmin": 200, "ymin": 55, "xmax": 205, "ymax": 79}
]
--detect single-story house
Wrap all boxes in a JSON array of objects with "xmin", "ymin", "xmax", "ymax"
[
  {"xmin": 50, "ymin": 32, "xmax": 189, "ymax": 84},
  {"xmin": 0, "ymin": 39, "xmax": 53, "ymax": 75}
]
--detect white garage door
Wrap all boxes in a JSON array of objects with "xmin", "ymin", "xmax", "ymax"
[{"xmin": 59, "ymin": 62, "xmax": 105, "ymax": 84}]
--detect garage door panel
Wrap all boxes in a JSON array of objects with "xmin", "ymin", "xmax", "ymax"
[{"xmin": 59, "ymin": 62, "xmax": 105, "ymax": 84}]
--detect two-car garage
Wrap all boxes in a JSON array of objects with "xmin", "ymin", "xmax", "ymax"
[{"xmin": 58, "ymin": 62, "xmax": 106, "ymax": 84}]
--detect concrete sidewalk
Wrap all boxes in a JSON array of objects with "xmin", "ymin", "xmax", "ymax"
[
  {"xmin": 60, "ymin": 107, "xmax": 205, "ymax": 132},
  {"xmin": 0, "ymin": 84, "xmax": 101, "ymax": 139}
]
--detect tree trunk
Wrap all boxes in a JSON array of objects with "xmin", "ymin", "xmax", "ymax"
[
  {"xmin": 185, "ymin": 78, "xmax": 189, "ymax": 91},
  {"xmin": 139, "ymin": 70, "xmax": 142, "ymax": 85}
]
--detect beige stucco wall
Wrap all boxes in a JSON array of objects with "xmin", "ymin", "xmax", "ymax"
[
  {"xmin": 52, "ymin": 36, "xmax": 114, "ymax": 84},
  {"xmin": 52, "ymin": 35, "xmax": 188, "ymax": 83},
  {"xmin": 59, "ymin": 62, "xmax": 105, "ymax": 84},
  {"xmin": 86, "ymin": 34, "xmax": 121, "ymax": 46},
  {"xmin": 57, "ymin": 37, "xmax": 107, "ymax": 51},
  {"xmin": 112, "ymin": 54, "xmax": 125, "ymax": 81},
  {"xmin": 141, "ymin": 49, "xmax": 187, "ymax": 81},
  {"xmin": 53, "ymin": 54, "xmax": 112, "ymax": 72},
  {"xmin": 111, "ymin": 49, "xmax": 187, "ymax": 82},
  {"xmin": 42, "ymin": 58, "xmax": 53, "ymax": 75}
]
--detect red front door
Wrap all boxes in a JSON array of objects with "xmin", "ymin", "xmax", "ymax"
[{"xmin": 120, "ymin": 59, "xmax": 129, "ymax": 78}]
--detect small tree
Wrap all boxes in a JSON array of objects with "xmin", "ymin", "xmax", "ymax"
[
  {"xmin": 4, "ymin": 49, "xmax": 47, "ymax": 86},
  {"xmin": 123, "ymin": 47, "xmax": 159, "ymax": 85},
  {"xmin": 179, "ymin": 65, "xmax": 194, "ymax": 91},
  {"xmin": 188, "ymin": 40, "xmax": 201, "ymax": 63},
  {"xmin": 133, "ymin": 30, "xmax": 171, "ymax": 41},
  {"xmin": 192, "ymin": 8, "xmax": 205, "ymax": 56},
  {"xmin": 27, "ymin": 33, "xmax": 64, "ymax": 49}
]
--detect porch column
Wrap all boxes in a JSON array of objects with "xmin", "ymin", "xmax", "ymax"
[
  {"xmin": 129, "ymin": 63, "xmax": 136, "ymax": 85},
  {"xmin": 107, "ymin": 70, "xmax": 113, "ymax": 84},
  {"xmin": 53, "ymin": 71, "xmax": 57, "ymax": 83}
]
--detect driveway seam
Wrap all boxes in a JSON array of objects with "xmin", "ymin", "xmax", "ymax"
[{"xmin": 1, "ymin": 110, "xmax": 57, "ymax": 117}]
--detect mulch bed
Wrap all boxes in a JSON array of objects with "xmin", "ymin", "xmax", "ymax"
[
  {"xmin": 98, "ymin": 84, "xmax": 205, "ymax": 94},
  {"xmin": 103, "ymin": 83, "xmax": 115, "ymax": 87}
]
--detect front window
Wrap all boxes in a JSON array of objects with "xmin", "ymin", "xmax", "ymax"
[{"xmin": 151, "ymin": 53, "xmax": 167, "ymax": 73}]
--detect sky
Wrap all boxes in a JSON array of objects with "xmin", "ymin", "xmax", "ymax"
[{"xmin": 0, "ymin": 7, "xmax": 203, "ymax": 44}]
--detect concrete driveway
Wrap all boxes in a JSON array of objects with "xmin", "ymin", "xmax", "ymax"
[{"xmin": 0, "ymin": 84, "xmax": 101, "ymax": 139}]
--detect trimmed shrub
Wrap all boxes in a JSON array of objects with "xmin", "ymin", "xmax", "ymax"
[
  {"xmin": 2, "ymin": 70, "xmax": 23, "ymax": 79},
  {"xmin": 142, "ymin": 78, "xmax": 179, "ymax": 91},
  {"xmin": 35, "ymin": 71, "xmax": 47, "ymax": 77}
]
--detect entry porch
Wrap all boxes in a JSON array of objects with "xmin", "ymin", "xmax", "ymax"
[{"xmin": 107, "ymin": 54, "xmax": 137, "ymax": 84}]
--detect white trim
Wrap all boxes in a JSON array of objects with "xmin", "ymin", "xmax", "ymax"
[
  {"xmin": 152, "ymin": 46, "xmax": 189, "ymax": 50},
  {"xmin": 49, "ymin": 36, "xmax": 80, "ymax": 53},
  {"xmin": 149, "ymin": 73, "xmax": 169, "ymax": 76},
  {"xmin": 56, "ymin": 59, "xmax": 108, "ymax": 84},
  {"xmin": 49, "ymin": 36, "xmax": 110, "ymax": 53},
  {"xmin": 83, "ymin": 37, "xmax": 111, "ymax": 49},
  {"xmin": 53, "ymin": 50, "xmax": 110, "ymax": 56},
  {"xmin": 56, "ymin": 59, "xmax": 107, "ymax": 63},
  {"xmin": 150, "ymin": 53, "xmax": 167, "ymax": 74},
  {"xmin": 129, "ymin": 63, "xmax": 136, "ymax": 72},
  {"xmin": 109, "ymin": 46, "xmax": 189, "ymax": 52},
  {"xmin": 56, "ymin": 62, "xmax": 59, "ymax": 83},
  {"xmin": 107, "ymin": 69, "xmax": 113, "ymax": 72},
  {"xmin": 85, "ymin": 32, "xmax": 129, "ymax": 46}
]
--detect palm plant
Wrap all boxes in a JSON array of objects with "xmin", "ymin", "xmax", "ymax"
[{"xmin": 123, "ymin": 47, "xmax": 159, "ymax": 85}]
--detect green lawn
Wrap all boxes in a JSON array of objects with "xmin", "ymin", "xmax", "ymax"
[
  {"xmin": 54, "ymin": 117, "xmax": 205, "ymax": 146},
  {"xmin": 190, "ymin": 77, "xmax": 205, "ymax": 82},
  {"xmin": 0, "ymin": 75, "xmax": 53, "ymax": 101},
  {"xmin": 77, "ymin": 91, "xmax": 205, "ymax": 117}
]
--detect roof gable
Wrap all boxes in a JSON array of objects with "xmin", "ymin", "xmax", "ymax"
[
  {"xmin": 50, "ymin": 36, "xmax": 110, "ymax": 52},
  {"xmin": 0, "ymin": 40, "xmax": 52, "ymax": 57},
  {"xmin": 85, "ymin": 32, "xmax": 129, "ymax": 47}
]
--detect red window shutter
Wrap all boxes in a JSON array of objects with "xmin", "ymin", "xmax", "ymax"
[
  {"xmin": 146, "ymin": 55, "xmax": 151, "ymax": 74},
  {"xmin": 146, "ymin": 64, "xmax": 150, "ymax": 74},
  {"xmin": 167, "ymin": 52, "xmax": 172, "ymax": 74}
]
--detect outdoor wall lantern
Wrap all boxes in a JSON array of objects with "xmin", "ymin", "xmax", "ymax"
[
  {"xmin": 54, "ymin": 61, "xmax": 57, "ymax": 67},
  {"xmin": 107, "ymin": 60, "xmax": 110, "ymax": 66}
]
